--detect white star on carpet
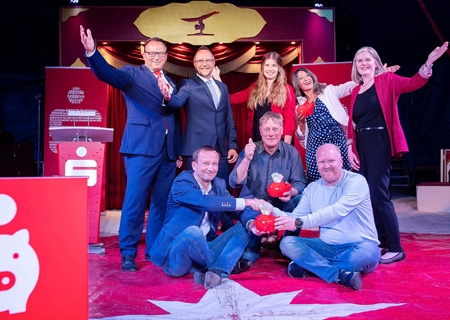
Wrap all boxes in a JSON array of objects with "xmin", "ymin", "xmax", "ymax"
[{"xmin": 94, "ymin": 279, "xmax": 403, "ymax": 319}]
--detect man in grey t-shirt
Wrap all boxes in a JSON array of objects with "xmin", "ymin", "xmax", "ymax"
[{"xmin": 274, "ymin": 143, "xmax": 380, "ymax": 290}]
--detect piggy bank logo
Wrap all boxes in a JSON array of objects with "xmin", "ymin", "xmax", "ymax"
[{"xmin": 0, "ymin": 194, "xmax": 40, "ymax": 314}]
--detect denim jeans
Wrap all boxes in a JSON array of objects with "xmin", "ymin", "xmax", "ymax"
[
  {"xmin": 162, "ymin": 222, "xmax": 250, "ymax": 278},
  {"xmin": 280, "ymin": 236, "xmax": 381, "ymax": 283}
]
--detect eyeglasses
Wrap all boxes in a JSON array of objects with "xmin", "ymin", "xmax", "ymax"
[
  {"xmin": 194, "ymin": 59, "xmax": 215, "ymax": 64},
  {"xmin": 144, "ymin": 51, "xmax": 167, "ymax": 58}
]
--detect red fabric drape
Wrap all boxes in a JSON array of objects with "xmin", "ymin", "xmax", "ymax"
[
  {"xmin": 105, "ymin": 85, "xmax": 127, "ymax": 209},
  {"xmin": 104, "ymin": 43, "xmax": 300, "ymax": 209},
  {"xmin": 245, "ymin": 43, "xmax": 299, "ymax": 65},
  {"xmin": 101, "ymin": 42, "xmax": 273, "ymax": 67}
]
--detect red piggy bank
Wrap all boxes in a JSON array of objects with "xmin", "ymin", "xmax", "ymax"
[
  {"xmin": 267, "ymin": 181, "xmax": 292, "ymax": 197},
  {"xmin": 254, "ymin": 214, "xmax": 276, "ymax": 233},
  {"xmin": 296, "ymin": 101, "xmax": 314, "ymax": 117}
]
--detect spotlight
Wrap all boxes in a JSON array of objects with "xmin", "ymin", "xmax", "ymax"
[
  {"xmin": 314, "ymin": 3, "xmax": 323, "ymax": 7},
  {"xmin": 70, "ymin": 0, "xmax": 79, "ymax": 4}
]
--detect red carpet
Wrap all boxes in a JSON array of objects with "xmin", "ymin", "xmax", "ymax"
[{"xmin": 89, "ymin": 231, "xmax": 450, "ymax": 319}]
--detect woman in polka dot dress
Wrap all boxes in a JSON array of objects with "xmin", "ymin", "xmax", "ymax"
[{"xmin": 291, "ymin": 68, "xmax": 356, "ymax": 182}]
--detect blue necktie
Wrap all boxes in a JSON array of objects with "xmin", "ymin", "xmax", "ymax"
[{"xmin": 206, "ymin": 79, "xmax": 219, "ymax": 108}]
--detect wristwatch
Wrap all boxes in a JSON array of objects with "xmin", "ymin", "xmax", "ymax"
[{"xmin": 295, "ymin": 218, "xmax": 303, "ymax": 230}]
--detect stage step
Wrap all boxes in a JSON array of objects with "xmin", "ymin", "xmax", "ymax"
[
  {"xmin": 391, "ymin": 157, "xmax": 410, "ymax": 187},
  {"xmin": 416, "ymin": 182, "xmax": 450, "ymax": 212}
]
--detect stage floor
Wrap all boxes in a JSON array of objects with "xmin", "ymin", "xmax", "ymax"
[{"xmin": 90, "ymin": 191, "xmax": 450, "ymax": 319}]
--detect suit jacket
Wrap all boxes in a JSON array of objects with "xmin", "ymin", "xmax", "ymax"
[
  {"xmin": 150, "ymin": 170, "xmax": 241, "ymax": 266},
  {"xmin": 166, "ymin": 75, "xmax": 237, "ymax": 157},
  {"xmin": 348, "ymin": 72, "xmax": 427, "ymax": 159},
  {"xmin": 86, "ymin": 50, "xmax": 181, "ymax": 159}
]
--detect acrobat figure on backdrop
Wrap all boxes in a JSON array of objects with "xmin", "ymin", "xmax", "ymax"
[
  {"xmin": 347, "ymin": 41, "xmax": 449, "ymax": 264},
  {"xmin": 274, "ymin": 143, "xmax": 380, "ymax": 290},
  {"xmin": 80, "ymin": 25, "xmax": 182, "ymax": 272},
  {"xmin": 291, "ymin": 65, "xmax": 400, "ymax": 183},
  {"xmin": 229, "ymin": 112, "xmax": 307, "ymax": 272},
  {"xmin": 150, "ymin": 146, "xmax": 271, "ymax": 289},
  {"xmin": 159, "ymin": 45, "xmax": 238, "ymax": 232},
  {"xmin": 213, "ymin": 51, "xmax": 296, "ymax": 144}
]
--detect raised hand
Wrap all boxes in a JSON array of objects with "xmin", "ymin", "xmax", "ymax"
[
  {"xmin": 212, "ymin": 66, "xmax": 222, "ymax": 82},
  {"xmin": 244, "ymin": 138, "xmax": 256, "ymax": 161},
  {"xmin": 383, "ymin": 64, "xmax": 401, "ymax": 73},
  {"xmin": 427, "ymin": 41, "xmax": 449, "ymax": 65},
  {"xmin": 80, "ymin": 25, "xmax": 95, "ymax": 54}
]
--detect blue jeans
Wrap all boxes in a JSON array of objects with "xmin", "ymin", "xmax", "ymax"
[
  {"xmin": 162, "ymin": 222, "xmax": 250, "ymax": 278},
  {"xmin": 280, "ymin": 236, "xmax": 380, "ymax": 283}
]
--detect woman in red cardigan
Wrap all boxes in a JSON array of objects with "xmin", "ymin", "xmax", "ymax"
[
  {"xmin": 227, "ymin": 52, "xmax": 296, "ymax": 144},
  {"xmin": 347, "ymin": 42, "xmax": 448, "ymax": 264}
]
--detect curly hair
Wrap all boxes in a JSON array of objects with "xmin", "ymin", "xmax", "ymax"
[{"xmin": 247, "ymin": 52, "xmax": 289, "ymax": 110}]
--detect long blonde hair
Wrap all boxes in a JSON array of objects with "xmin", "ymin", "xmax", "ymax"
[{"xmin": 247, "ymin": 52, "xmax": 288, "ymax": 110}]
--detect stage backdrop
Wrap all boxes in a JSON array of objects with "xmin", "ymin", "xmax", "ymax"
[
  {"xmin": 54, "ymin": 2, "xmax": 339, "ymax": 209},
  {"xmin": 60, "ymin": 3, "xmax": 336, "ymax": 71}
]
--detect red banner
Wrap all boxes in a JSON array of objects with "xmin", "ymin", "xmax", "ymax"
[
  {"xmin": 43, "ymin": 67, "xmax": 108, "ymax": 177},
  {"xmin": 0, "ymin": 177, "xmax": 88, "ymax": 318}
]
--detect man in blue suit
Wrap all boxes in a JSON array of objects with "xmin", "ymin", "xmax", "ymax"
[
  {"xmin": 150, "ymin": 146, "xmax": 270, "ymax": 289},
  {"xmin": 80, "ymin": 26, "xmax": 182, "ymax": 272},
  {"xmin": 159, "ymin": 46, "xmax": 238, "ymax": 232}
]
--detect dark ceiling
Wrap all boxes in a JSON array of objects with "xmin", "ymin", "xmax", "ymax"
[{"xmin": 2, "ymin": 0, "xmax": 449, "ymax": 76}]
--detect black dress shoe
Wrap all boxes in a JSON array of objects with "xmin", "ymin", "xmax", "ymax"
[
  {"xmin": 194, "ymin": 271, "xmax": 222, "ymax": 289},
  {"xmin": 231, "ymin": 258, "xmax": 252, "ymax": 274},
  {"xmin": 121, "ymin": 255, "xmax": 137, "ymax": 272},
  {"xmin": 336, "ymin": 270, "xmax": 362, "ymax": 290},
  {"xmin": 380, "ymin": 251, "xmax": 406, "ymax": 264},
  {"xmin": 287, "ymin": 261, "xmax": 311, "ymax": 278}
]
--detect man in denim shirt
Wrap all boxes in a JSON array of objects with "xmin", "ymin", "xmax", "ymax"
[{"xmin": 230, "ymin": 112, "xmax": 307, "ymax": 271}]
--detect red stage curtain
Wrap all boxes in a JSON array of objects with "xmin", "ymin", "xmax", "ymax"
[
  {"xmin": 103, "ymin": 43, "xmax": 298, "ymax": 209},
  {"xmin": 105, "ymin": 85, "xmax": 127, "ymax": 209},
  {"xmin": 101, "ymin": 42, "xmax": 270, "ymax": 68}
]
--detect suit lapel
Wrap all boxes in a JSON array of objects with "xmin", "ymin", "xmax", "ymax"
[{"xmin": 194, "ymin": 75, "xmax": 220, "ymax": 109}]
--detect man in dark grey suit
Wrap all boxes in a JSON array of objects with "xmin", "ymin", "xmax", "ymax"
[
  {"xmin": 160, "ymin": 46, "xmax": 238, "ymax": 230},
  {"xmin": 80, "ymin": 26, "xmax": 182, "ymax": 272}
]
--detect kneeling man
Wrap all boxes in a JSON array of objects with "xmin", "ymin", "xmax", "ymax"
[
  {"xmin": 150, "ymin": 145, "xmax": 270, "ymax": 289},
  {"xmin": 274, "ymin": 143, "xmax": 380, "ymax": 290}
]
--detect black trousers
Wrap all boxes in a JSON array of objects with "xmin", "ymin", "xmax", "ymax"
[{"xmin": 356, "ymin": 129, "xmax": 403, "ymax": 252}]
